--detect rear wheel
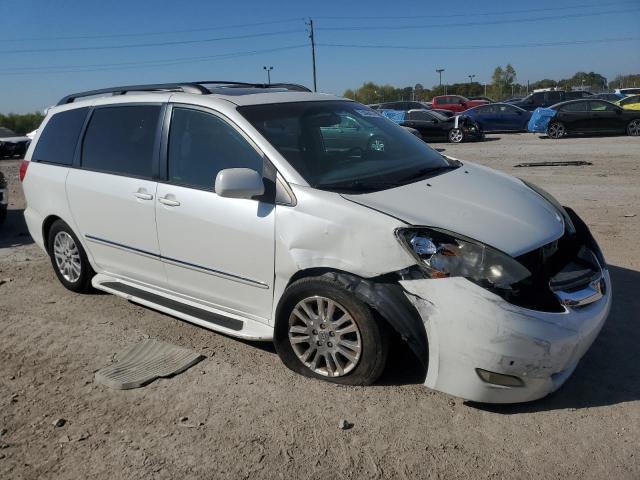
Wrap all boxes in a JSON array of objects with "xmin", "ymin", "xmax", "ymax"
[
  {"xmin": 47, "ymin": 220, "xmax": 94, "ymax": 293},
  {"xmin": 547, "ymin": 122, "xmax": 566, "ymax": 139},
  {"xmin": 274, "ymin": 276, "xmax": 388, "ymax": 385},
  {"xmin": 627, "ymin": 119, "xmax": 640, "ymax": 136},
  {"xmin": 448, "ymin": 128, "xmax": 464, "ymax": 143}
]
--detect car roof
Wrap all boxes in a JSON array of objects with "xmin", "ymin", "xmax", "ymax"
[
  {"xmin": 549, "ymin": 98, "xmax": 616, "ymax": 109},
  {"xmin": 53, "ymin": 81, "xmax": 344, "ymax": 109}
]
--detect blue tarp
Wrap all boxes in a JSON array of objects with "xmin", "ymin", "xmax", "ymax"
[
  {"xmin": 527, "ymin": 107, "xmax": 556, "ymax": 133},
  {"xmin": 380, "ymin": 109, "xmax": 406, "ymax": 124}
]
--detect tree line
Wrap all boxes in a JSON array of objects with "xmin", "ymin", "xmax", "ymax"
[
  {"xmin": 343, "ymin": 66, "xmax": 639, "ymax": 104},
  {"xmin": 0, "ymin": 112, "xmax": 45, "ymax": 136}
]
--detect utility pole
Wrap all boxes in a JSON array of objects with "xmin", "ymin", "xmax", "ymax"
[
  {"xmin": 263, "ymin": 66, "xmax": 273, "ymax": 85},
  {"xmin": 436, "ymin": 68, "xmax": 444, "ymax": 93},
  {"xmin": 483, "ymin": 82, "xmax": 487, "ymax": 96},
  {"xmin": 468, "ymin": 74, "xmax": 475, "ymax": 84},
  {"xmin": 306, "ymin": 18, "xmax": 317, "ymax": 92}
]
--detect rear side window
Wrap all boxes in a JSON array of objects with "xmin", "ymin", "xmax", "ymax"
[
  {"xmin": 561, "ymin": 102, "xmax": 587, "ymax": 112},
  {"xmin": 81, "ymin": 105, "xmax": 161, "ymax": 178},
  {"xmin": 32, "ymin": 108, "xmax": 88, "ymax": 165},
  {"xmin": 167, "ymin": 108, "xmax": 263, "ymax": 191}
]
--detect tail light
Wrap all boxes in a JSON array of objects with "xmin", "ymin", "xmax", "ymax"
[{"xmin": 19, "ymin": 160, "xmax": 29, "ymax": 182}]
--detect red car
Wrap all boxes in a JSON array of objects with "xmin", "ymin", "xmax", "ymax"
[{"xmin": 431, "ymin": 95, "xmax": 488, "ymax": 113}]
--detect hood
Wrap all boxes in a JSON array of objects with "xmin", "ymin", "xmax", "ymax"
[{"xmin": 342, "ymin": 161, "xmax": 565, "ymax": 257}]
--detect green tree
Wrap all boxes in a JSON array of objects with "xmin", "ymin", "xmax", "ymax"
[{"xmin": 0, "ymin": 112, "xmax": 45, "ymax": 135}]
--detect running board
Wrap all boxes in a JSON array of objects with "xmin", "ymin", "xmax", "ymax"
[{"xmin": 92, "ymin": 274, "xmax": 273, "ymax": 341}]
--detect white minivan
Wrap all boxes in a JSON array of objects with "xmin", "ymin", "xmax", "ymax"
[{"xmin": 21, "ymin": 82, "xmax": 611, "ymax": 403}]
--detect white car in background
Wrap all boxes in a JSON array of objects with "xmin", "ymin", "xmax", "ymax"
[{"xmin": 20, "ymin": 81, "xmax": 611, "ymax": 403}]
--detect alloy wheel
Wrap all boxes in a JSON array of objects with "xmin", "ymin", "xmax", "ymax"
[
  {"xmin": 547, "ymin": 122, "xmax": 565, "ymax": 139},
  {"xmin": 628, "ymin": 119, "xmax": 640, "ymax": 136},
  {"xmin": 449, "ymin": 128, "xmax": 464, "ymax": 143},
  {"xmin": 288, "ymin": 296, "xmax": 362, "ymax": 377},
  {"xmin": 53, "ymin": 231, "xmax": 82, "ymax": 283}
]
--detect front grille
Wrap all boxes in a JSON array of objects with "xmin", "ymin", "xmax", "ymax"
[{"xmin": 497, "ymin": 208, "xmax": 603, "ymax": 312}]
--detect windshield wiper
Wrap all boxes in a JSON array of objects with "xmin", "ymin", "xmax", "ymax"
[
  {"xmin": 317, "ymin": 179, "xmax": 402, "ymax": 193},
  {"xmin": 395, "ymin": 164, "xmax": 458, "ymax": 183}
]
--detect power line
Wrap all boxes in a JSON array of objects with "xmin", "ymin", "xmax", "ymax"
[
  {"xmin": 0, "ymin": 29, "xmax": 303, "ymax": 55},
  {"xmin": 1, "ymin": 45, "xmax": 308, "ymax": 75},
  {"xmin": 3, "ymin": 18, "xmax": 303, "ymax": 42},
  {"xmin": 317, "ymin": 36, "xmax": 640, "ymax": 51},
  {"xmin": 314, "ymin": 0, "xmax": 636, "ymax": 20},
  {"xmin": 316, "ymin": 8, "xmax": 640, "ymax": 31}
]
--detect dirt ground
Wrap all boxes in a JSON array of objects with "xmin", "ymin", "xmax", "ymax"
[{"xmin": 1, "ymin": 133, "xmax": 639, "ymax": 479}]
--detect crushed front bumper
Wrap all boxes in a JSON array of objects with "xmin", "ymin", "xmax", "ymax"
[{"xmin": 400, "ymin": 271, "xmax": 611, "ymax": 403}]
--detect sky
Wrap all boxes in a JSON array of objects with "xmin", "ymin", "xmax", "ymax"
[{"xmin": 0, "ymin": 0, "xmax": 639, "ymax": 113}]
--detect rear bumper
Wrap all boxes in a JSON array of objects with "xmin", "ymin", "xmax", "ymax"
[{"xmin": 401, "ymin": 271, "xmax": 611, "ymax": 403}]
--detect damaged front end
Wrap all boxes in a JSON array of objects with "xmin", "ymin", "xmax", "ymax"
[{"xmin": 394, "ymin": 207, "xmax": 610, "ymax": 403}]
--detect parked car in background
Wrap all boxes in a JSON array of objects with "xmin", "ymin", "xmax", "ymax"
[
  {"xmin": 463, "ymin": 103, "xmax": 532, "ymax": 132},
  {"xmin": 0, "ymin": 171, "xmax": 7, "ymax": 224},
  {"xmin": 382, "ymin": 109, "xmax": 483, "ymax": 143},
  {"xmin": 616, "ymin": 94, "xmax": 640, "ymax": 111},
  {"xmin": 528, "ymin": 99, "xmax": 640, "ymax": 138},
  {"xmin": 0, "ymin": 127, "xmax": 32, "ymax": 159},
  {"xmin": 369, "ymin": 101, "xmax": 432, "ymax": 111},
  {"xmin": 431, "ymin": 108, "xmax": 455, "ymax": 118},
  {"xmin": 431, "ymin": 95, "xmax": 488, "ymax": 113},
  {"xmin": 511, "ymin": 90, "xmax": 591, "ymax": 111},
  {"xmin": 590, "ymin": 93, "xmax": 623, "ymax": 102},
  {"xmin": 615, "ymin": 87, "xmax": 640, "ymax": 96},
  {"xmin": 469, "ymin": 96, "xmax": 495, "ymax": 103},
  {"xmin": 503, "ymin": 96, "xmax": 524, "ymax": 103}
]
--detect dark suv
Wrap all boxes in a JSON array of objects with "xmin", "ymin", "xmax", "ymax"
[{"xmin": 511, "ymin": 90, "xmax": 592, "ymax": 111}]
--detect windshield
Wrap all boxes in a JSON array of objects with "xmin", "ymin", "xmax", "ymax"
[{"xmin": 238, "ymin": 101, "xmax": 452, "ymax": 193}]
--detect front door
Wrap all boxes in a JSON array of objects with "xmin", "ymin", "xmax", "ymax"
[{"xmin": 155, "ymin": 106, "xmax": 275, "ymax": 322}]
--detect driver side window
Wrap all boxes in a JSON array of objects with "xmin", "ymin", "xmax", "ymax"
[{"xmin": 167, "ymin": 107, "xmax": 263, "ymax": 191}]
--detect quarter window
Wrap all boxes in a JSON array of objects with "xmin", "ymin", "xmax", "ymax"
[
  {"xmin": 167, "ymin": 108, "xmax": 263, "ymax": 191},
  {"xmin": 81, "ymin": 105, "xmax": 161, "ymax": 178},
  {"xmin": 32, "ymin": 108, "xmax": 89, "ymax": 165},
  {"xmin": 589, "ymin": 101, "xmax": 615, "ymax": 111}
]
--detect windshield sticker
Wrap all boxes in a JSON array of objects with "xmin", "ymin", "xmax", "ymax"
[{"xmin": 355, "ymin": 109, "xmax": 381, "ymax": 118}]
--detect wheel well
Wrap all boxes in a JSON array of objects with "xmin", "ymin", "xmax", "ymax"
[
  {"xmin": 276, "ymin": 268, "xmax": 429, "ymax": 368},
  {"xmin": 42, "ymin": 215, "xmax": 62, "ymax": 253}
]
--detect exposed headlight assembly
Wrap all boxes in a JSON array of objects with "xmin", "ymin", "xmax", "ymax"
[{"xmin": 396, "ymin": 227, "xmax": 531, "ymax": 290}]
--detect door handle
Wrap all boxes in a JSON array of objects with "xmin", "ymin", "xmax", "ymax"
[
  {"xmin": 159, "ymin": 195, "xmax": 181, "ymax": 207},
  {"xmin": 134, "ymin": 189, "xmax": 153, "ymax": 200}
]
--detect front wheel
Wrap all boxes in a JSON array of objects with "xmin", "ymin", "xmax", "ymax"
[
  {"xmin": 274, "ymin": 276, "xmax": 388, "ymax": 385},
  {"xmin": 448, "ymin": 128, "xmax": 464, "ymax": 143},
  {"xmin": 627, "ymin": 119, "xmax": 640, "ymax": 136},
  {"xmin": 547, "ymin": 122, "xmax": 566, "ymax": 139},
  {"xmin": 47, "ymin": 220, "xmax": 95, "ymax": 293}
]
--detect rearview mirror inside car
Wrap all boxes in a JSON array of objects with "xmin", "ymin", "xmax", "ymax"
[{"xmin": 215, "ymin": 168, "xmax": 264, "ymax": 199}]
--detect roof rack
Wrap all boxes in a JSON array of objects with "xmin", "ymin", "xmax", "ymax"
[{"xmin": 56, "ymin": 81, "xmax": 312, "ymax": 105}]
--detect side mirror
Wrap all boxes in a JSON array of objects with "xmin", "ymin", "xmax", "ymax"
[{"xmin": 215, "ymin": 168, "xmax": 264, "ymax": 199}]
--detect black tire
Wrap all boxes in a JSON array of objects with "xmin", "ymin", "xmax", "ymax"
[
  {"xmin": 627, "ymin": 119, "xmax": 640, "ymax": 136},
  {"xmin": 448, "ymin": 128, "xmax": 464, "ymax": 143},
  {"xmin": 274, "ymin": 276, "xmax": 389, "ymax": 386},
  {"xmin": 47, "ymin": 219, "xmax": 94, "ymax": 293},
  {"xmin": 547, "ymin": 121, "xmax": 566, "ymax": 139}
]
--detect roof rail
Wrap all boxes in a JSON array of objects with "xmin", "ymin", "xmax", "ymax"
[
  {"xmin": 56, "ymin": 82, "xmax": 209, "ymax": 106},
  {"xmin": 56, "ymin": 80, "xmax": 312, "ymax": 106}
]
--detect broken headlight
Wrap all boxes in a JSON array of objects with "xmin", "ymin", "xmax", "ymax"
[{"xmin": 396, "ymin": 228, "xmax": 531, "ymax": 290}]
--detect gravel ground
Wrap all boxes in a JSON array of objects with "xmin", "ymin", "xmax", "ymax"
[{"xmin": 1, "ymin": 133, "xmax": 639, "ymax": 479}]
